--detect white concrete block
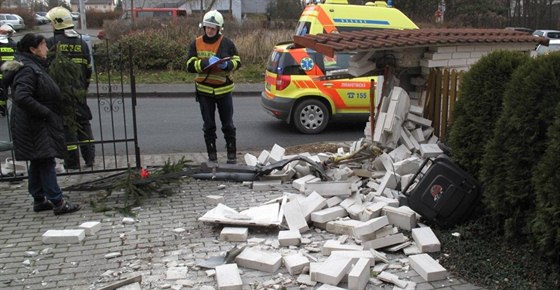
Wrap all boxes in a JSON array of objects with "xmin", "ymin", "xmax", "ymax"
[
  {"xmin": 383, "ymin": 206, "xmax": 417, "ymax": 231},
  {"xmin": 300, "ymin": 191, "xmax": 327, "ymax": 221},
  {"xmin": 412, "ymin": 227, "xmax": 441, "ymax": 253},
  {"xmin": 372, "ymin": 196, "xmax": 399, "ymax": 207},
  {"xmin": 361, "ymin": 202, "xmax": 386, "ymax": 220},
  {"xmin": 292, "ymin": 174, "xmax": 320, "ymax": 192},
  {"xmin": 377, "ymin": 271, "xmax": 408, "ymax": 288},
  {"xmin": 42, "ymin": 229, "xmax": 85, "ymax": 244},
  {"xmin": 79, "ymin": 221, "xmax": 101, "ymax": 236},
  {"xmin": 353, "ymin": 216, "xmax": 389, "ymax": 238},
  {"xmin": 420, "ymin": 143, "xmax": 444, "ymax": 158},
  {"xmin": 414, "ymin": 127, "xmax": 426, "ymax": 143},
  {"xmin": 375, "ymin": 171, "xmax": 400, "ymax": 197},
  {"xmin": 409, "ymin": 104, "xmax": 424, "ymax": 116},
  {"xmin": 297, "ymin": 274, "xmax": 317, "ymax": 286},
  {"xmin": 408, "ymin": 253, "xmax": 448, "ymax": 282},
  {"xmin": 219, "ymin": 227, "xmax": 248, "ymax": 242},
  {"xmin": 330, "ymin": 250, "xmax": 375, "ymax": 266},
  {"xmin": 393, "ymin": 156, "xmax": 422, "ymax": 176},
  {"xmin": 326, "ymin": 196, "xmax": 344, "ymax": 207},
  {"xmin": 311, "ymin": 206, "xmax": 347, "ymax": 223},
  {"xmin": 388, "ymin": 144, "xmax": 412, "ymax": 163},
  {"xmin": 373, "ymin": 112, "xmax": 387, "ymax": 143},
  {"xmin": 316, "ymin": 285, "xmax": 346, "ymax": 290},
  {"xmin": 403, "ymin": 127, "xmax": 421, "ymax": 151},
  {"xmin": 270, "ymin": 144, "xmax": 286, "ymax": 162},
  {"xmin": 283, "ymin": 199, "xmax": 310, "ymax": 233},
  {"xmin": 244, "ymin": 153, "xmax": 258, "ymax": 166},
  {"xmin": 322, "ymin": 240, "xmax": 363, "ymax": 256},
  {"xmin": 206, "ymin": 195, "xmax": 224, "ymax": 205},
  {"xmin": 166, "ymin": 266, "xmax": 188, "ymax": 280},
  {"xmin": 326, "ymin": 219, "xmax": 363, "ymax": 236},
  {"xmin": 312, "ymin": 256, "xmax": 353, "ymax": 285},
  {"xmin": 235, "ymin": 248, "xmax": 282, "ymax": 273},
  {"xmin": 362, "ymin": 233, "xmax": 407, "ymax": 250},
  {"xmin": 278, "ymin": 230, "xmax": 301, "ymax": 247},
  {"xmin": 305, "ymin": 181, "xmax": 353, "ymax": 197},
  {"xmin": 283, "ymin": 253, "xmax": 310, "ymax": 275},
  {"xmin": 348, "ymin": 258, "xmax": 371, "ymax": 290},
  {"xmin": 215, "ymin": 263, "xmax": 243, "ymax": 290},
  {"xmin": 257, "ymin": 150, "xmax": 270, "ymax": 164},
  {"xmin": 407, "ymin": 113, "xmax": 432, "ymax": 127}
]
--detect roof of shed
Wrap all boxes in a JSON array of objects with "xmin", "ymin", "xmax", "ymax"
[{"xmin": 293, "ymin": 28, "xmax": 549, "ymax": 57}]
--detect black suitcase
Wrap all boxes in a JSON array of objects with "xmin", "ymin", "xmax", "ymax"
[{"xmin": 400, "ymin": 155, "xmax": 481, "ymax": 228}]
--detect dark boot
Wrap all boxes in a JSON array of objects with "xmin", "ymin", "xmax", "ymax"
[
  {"xmin": 226, "ymin": 138, "xmax": 236, "ymax": 164},
  {"xmin": 206, "ymin": 140, "xmax": 217, "ymax": 162}
]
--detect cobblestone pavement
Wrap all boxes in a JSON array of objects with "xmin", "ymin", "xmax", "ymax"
[{"xmin": 0, "ymin": 152, "xmax": 484, "ymax": 290}]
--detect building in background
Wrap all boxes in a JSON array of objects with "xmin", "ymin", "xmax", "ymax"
[{"xmin": 70, "ymin": 0, "xmax": 116, "ymax": 12}]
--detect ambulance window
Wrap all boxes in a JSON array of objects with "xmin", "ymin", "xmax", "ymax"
[
  {"xmin": 321, "ymin": 53, "xmax": 352, "ymax": 74},
  {"xmin": 295, "ymin": 22, "xmax": 311, "ymax": 36},
  {"xmin": 266, "ymin": 52, "xmax": 306, "ymax": 76}
]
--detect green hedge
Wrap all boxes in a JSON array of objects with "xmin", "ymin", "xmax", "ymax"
[
  {"xmin": 448, "ymin": 50, "xmax": 529, "ymax": 178},
  {"xmin": 480, "ymin": 52, "xmax": 560, "ymax": 240}
]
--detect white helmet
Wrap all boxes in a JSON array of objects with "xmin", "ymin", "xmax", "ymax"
[
  {"xmin": 0, "ymin": 24, "xmax": 15, "ymax": 37},
  {"xmin": 201, "ymin": 10, "xmax": 224, "ymax": 29},
  {"xmin": 47, "ymin": 6, "xmax": 74, "ymax": 30}
]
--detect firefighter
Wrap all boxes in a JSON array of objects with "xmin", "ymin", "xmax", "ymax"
[
  {"xmin": 0, "ymin": 24, "xmax": 16, "ymax": 117},
  {"xmin": 46, "ymin": 6, "xmax": 95, "ymax": 169},
  {"xmin": 186, "ymin": 10, "xmax": 241, "ymax": 164}
]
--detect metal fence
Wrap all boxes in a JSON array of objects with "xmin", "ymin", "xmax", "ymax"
[{"xmin": 0, "ymin": 42, "xmax": 140, "ymax": 181}]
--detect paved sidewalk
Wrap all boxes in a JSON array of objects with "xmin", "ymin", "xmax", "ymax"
[{"xmin": 0, "ymin": 151, "xmax": 484, "ymax": 289}]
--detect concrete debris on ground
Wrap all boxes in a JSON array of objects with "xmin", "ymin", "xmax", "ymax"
[{"xmin": 189, "ymin": 87, "xmax": 451, "ymax": 289}]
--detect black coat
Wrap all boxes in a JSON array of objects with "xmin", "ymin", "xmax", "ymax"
[{"xmin": 2, "ymin": 52, "xmax": 65, "ymax": 161}]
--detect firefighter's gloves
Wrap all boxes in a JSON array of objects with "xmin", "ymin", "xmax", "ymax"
[
  {"xmin": 208, "ymin": 56, "xmax": 220, "ymax": 67},
  {"xmin": 208, "ymin": 56, "xmax": 228, "ymax": 70}
]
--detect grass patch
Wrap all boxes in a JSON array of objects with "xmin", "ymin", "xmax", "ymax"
[{"xmin": 95, "ymin": 64, "xmax": 265, "ymax": 84}]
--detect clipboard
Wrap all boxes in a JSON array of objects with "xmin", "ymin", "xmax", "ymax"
[{"xmin": 203, "ymin": 57, "xmax": 231, "ymax": 71}]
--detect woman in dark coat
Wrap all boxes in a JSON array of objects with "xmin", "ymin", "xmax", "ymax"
[{"xmin": 1, "ymin": 33, "xmax": 80, "ymax": 215}]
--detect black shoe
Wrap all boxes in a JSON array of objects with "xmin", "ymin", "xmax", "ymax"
[
  {"xmin": 33, "ymin": 200, "xmax": 54, "ymax": 212},
  {"xmin": 226, "ymin": 157, "xmax": 237, "ymax": 164},
  {"xmin": 53, "ymin": 200, "xmax": 81, "ymax": 215},
  {"xmin": 84, "ymin": 161, "xmax": 94, "ymax": 168}
]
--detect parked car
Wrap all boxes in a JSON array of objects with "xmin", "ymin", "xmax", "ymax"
[
  {"xmin": 35, "ymin": 13, "xmax": 49, "ymax": 25},
  {"xmin": 0, "ymin": 13, "xmax": 26, "ymax": 31},
  {"xmin": 535, "ymin": 39, "xmax": 560, "ymax": 55},
  {"xmin": 532, "ymin": 29, "xmax": 560, "ymax": 39}
]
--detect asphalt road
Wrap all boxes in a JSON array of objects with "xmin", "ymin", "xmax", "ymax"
[{"xmin": 86, "ymin": 95, "xmax": 366, "ymax": 154}]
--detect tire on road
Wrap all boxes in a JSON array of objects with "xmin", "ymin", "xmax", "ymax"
[{"xmin": 292, "ymin": 98, "xmax": 330, "ymax": 134}]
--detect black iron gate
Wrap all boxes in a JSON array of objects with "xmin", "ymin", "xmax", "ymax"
[{"xmin": 0, "ymin": 42, "xmax": 141, "ymax": 181}]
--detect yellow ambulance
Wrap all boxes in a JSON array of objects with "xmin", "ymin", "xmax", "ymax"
[{"xmin": 261, "ymin": 0, "xmax": 418, "ymax": 134}]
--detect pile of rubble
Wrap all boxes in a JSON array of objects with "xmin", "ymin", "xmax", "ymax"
[{"xmin": 197, "ymin": 87, "xmax": 453, "ymax": 289}]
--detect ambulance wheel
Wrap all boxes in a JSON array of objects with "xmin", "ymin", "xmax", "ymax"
[{"xmin": 293, "ymin": 99, "xmax": 329, "ymax": 134}]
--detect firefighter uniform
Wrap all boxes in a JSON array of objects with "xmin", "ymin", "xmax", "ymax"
[
  {"xmin": 186, "ymin": 10, "xmax": 241, "ymax": 164},
  {"xmin": 46, "ymin": 7, "xmax": 95, "ymax": 169},
  {"xmin": 0, "ymin": 25, "xmax": 16, "ymax": 117}
]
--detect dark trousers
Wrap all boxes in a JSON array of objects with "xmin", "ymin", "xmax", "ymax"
[
  {"xmin": 28, "ymin": 158, "xmax": 63, "ymax": 203},
  {"xmin": 65, "ymin": 121, "xmax": 95, "ymax": 167},
  {"xmin": 197, "ymin": 93, "xmax": 236, "ymax": 142}
]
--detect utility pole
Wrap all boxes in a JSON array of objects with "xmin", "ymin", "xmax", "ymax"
[{"xmin": 78, "ymin": 0, "xmax": 87, "ymax": 30}]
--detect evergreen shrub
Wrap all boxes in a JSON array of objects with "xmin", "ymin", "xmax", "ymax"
[
  {"xmin": 531, "ymin": 100, "xmax": 560, "ymax": 263},
  {"xmin": 448, "ymin": 50, "xmax": 529, "ymax": 178},
  {"xmin": 480, "ymin": 52, "xmax": 560, "ymax": 239}
]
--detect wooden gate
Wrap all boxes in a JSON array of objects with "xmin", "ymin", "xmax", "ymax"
[{"xmin": 423, "ymin": 68, "xmax": 464, "ymax": 142}]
